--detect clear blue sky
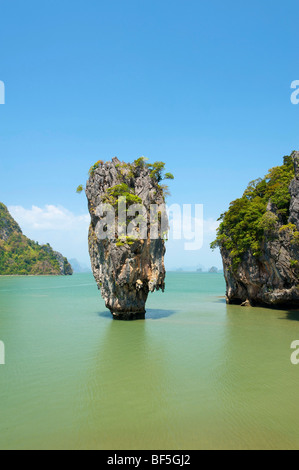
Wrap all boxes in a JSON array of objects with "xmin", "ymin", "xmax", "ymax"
[{"xmin": 1, "ymin": 0, "xmax": 299, "ymax": 268}]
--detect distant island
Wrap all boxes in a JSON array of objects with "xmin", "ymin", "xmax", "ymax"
[
  {"xmin": 172, "ymin": 266, "xmax": 222, "ymax": 273},
  {"xmin": 208, "ymin": 266, "xmax": 219, "ymax": 273},
  {"xmin": 0, "ymin": 202, "xmax": 73, "ymax": 275},
  {"xmin": 69, "ymin": 258, "xmax": 91, "ymax": 273},
  {"xmin": 212, "ymin": 152, "xmax": 299, "ymax": 308}
]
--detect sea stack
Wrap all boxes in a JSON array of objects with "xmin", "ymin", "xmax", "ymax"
[
  {"xmin": 212, "ymin": 151, "xmax": 299, "ymax": 308},
  {"xmin": 85, "ymin": 157, "xmax": 169, "ymax": 319}
]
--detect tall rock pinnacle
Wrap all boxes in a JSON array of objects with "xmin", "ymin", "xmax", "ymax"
[{"xmin": 85, "ymin": 157, "xmax": 170, "ymax": 319}]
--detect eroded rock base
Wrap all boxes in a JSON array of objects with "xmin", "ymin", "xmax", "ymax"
[{"xmin": 112, "ymin": 311, "xmax": 146, "ymax": 321}]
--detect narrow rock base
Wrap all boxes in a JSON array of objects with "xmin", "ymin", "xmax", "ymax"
[{"xmin": 112, "ymin": 311, "xmax": 146, "ymax": 321}]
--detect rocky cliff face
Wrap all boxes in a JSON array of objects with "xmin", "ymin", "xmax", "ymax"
[
  {"xmin": 54, "ymin": 252, "xmax": 73, "ymax": 275},
  {"xmin": 86, "ymin": 157, "xmax": 167, "ymax": 319},
  {"xmin": 42, "ymin": 245, "xmax": 74, "ymax": 276},
  {"xmin": 220, "ymin": 152, "xmax": 299, "ymax": 308}
]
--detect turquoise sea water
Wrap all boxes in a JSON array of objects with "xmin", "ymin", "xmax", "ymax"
[{"xmin": 0, "ymin": 272, "xmax": 299, "ymax": 450}]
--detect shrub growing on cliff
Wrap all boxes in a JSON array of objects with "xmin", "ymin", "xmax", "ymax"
[
  {"xmin": 102, "ymin": 183, "xmax": 142, "ymax": 210},
  {"xmin": 211, "ymin": 155, "xmax": 295, "ymax": 267},
  {"xmin": 279, "ymin": 223, "xmax": 299, "ymax": 246},
  {"xmin": 134, "ymin": 156, "xmax": 148, "ymax": 168},
  {"xmin": 89, "ymin": 160, "xmax": 104, "ymax": 177},
  {"xmin": 259, "ymin": 212, "xmax": 279, "ymax": 233},
  {"xmin": 78, "ymin": 157, "xmax": 174, "ymax": 200},
  {"xmin": 290, "ymin": 259, "xmax": 299, "ymax": 269},
  {"xmin": 148, "ymin": 161, "xmax": 174, "ymax": 184}
]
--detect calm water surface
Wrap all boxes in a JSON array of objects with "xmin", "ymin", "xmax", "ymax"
[{"xmin": 0, "ymin": 273, "xmax": 299, "ymax": 450}]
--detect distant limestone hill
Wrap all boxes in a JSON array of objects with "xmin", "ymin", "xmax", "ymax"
[
  {"xmin": 209, "ymin": 266, "xmax": 219, "ymax": 273},
  {"xmin": 69, "ymin": 259, "xmax": 91, "ymax": 273},
  {"xmin": 0, "ymin": 203, "xmax": 73, "ymax": 276}
]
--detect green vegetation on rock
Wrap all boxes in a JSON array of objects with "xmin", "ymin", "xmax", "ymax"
[
  {"xmin": 78, "ymin": 156, "xmax": 174, "ymax": 198},
  {"xmin": 211, "ymin": 155, "xmax": 297, "ymax": 267},
  {"xmin": 102, "ymin": 183, "xmax": 143, "ymax": 209},
  {"xmin": 89, "ymin": 160, "xmax": 104, "ymax": 177},
  {"xmin": 115, "ymin": 236, "xmax": 138, "ymax": 247}
]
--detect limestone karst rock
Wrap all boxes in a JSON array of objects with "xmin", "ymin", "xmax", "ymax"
[
  {"xmin": 86, "ymin": 157, "xmax": 168, "ymax": 319},
  {"xmin": 213, "ymin": 151, "xmax": 299, "ymax": 308}
]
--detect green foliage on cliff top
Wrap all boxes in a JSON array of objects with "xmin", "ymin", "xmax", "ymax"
[
  {"xmin": 89, "ymin": 160, "xmax": 104, "ymax": 177},
  {"xmin": 77, "ymin": 157, "xmax": 174, "ymax": 198},
  {"xmin": 0, "ymin": 203, "xmax": 72, "ymax": 275},
  {"xmin": 133, "ymin": 158, "xmax": 174, "ymax": 184},
  {"xmin": 211, "ymin": 155, "xmax": 295, "ymax": 267}
]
